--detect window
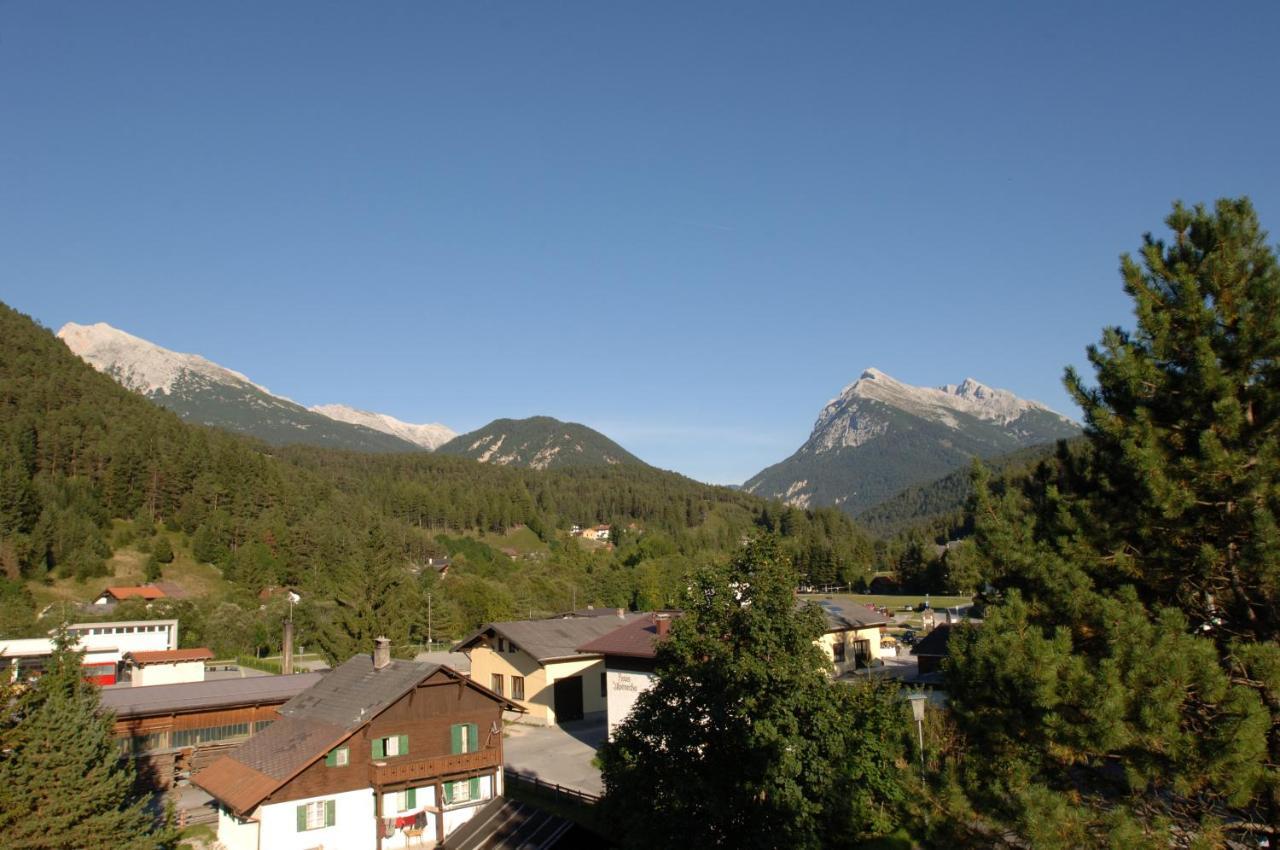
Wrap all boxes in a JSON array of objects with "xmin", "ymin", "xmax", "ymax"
[
  {"xmin": 491, "ymin": 674, "xmax": 504, "ymax": 696},
  {"xmin": 833, "ymin": 638, "xmax": 846, "ymax": 663},
  {"xmin": 450, "ymin": 723, "xmax": 479, "ymax": 754},
  {"xmin": 512, "ymin": 676, "xmax": 525, "ymax": 701},
  {"xmin": 171, "ymin": 723, "xmax": 251, "ymax": 749},
  {"xmin": 372, "ymin": 735, "xmax": 408, "ymax": 759},
  {"xmin": 395, "ymin": 788, "xmax": 419, "ymax": 811},
  {"xmin": 600, "ymin": 672, "xmax": 606, "ymax": 698},
  {"xmin": 507, "ymin": 641, "xmax": 517, "ymax": 655},
  {"xmin": 496, "ymin": 637, "xmax": 506, "ymax": 652},
  {"xmin": 324, "ymin": 746, "xmax": 349, "ymax": 767},
  {"xmin": 443, "ymin": 778, "xmax": 481, "ymax": 806},
  {"xmin": 296, "ymin": 800, "xmax": 335, "ymax": 831}
]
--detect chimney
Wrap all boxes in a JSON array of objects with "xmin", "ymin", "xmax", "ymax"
[
  {"xmin": 655, "ymin": 616, "xmax": 670, "ymax": 638},
  {"xmin": 373, "ymin": 636, "xmax": 391, "ymax": 670},
  {"xmin": 282, "ymin": 620, "xmax": 295, "ymax": 675}
]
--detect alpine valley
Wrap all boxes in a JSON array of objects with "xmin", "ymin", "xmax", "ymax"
[{"xmin": 744, "ymin": 368, "xmax": 1081, "ymax": 516}]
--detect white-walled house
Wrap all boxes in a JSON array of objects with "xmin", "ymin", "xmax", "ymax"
[
  {"xmin": 122, "ymin": 647, "xmax": 212, "ymax": 686},
  {"xmin": 577, "ymin": 613, "xmax": 675, "ymax": 739},
  {"xmin": 195, "ymin": 640, "xmax": 520, "ymax": 850}
]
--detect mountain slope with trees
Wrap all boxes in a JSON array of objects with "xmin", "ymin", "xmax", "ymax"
[
  {"xmin": 58, "ymin": 322, "xmax": 434, "ymax": 453},
  {"xmin": 855, "ymin": 440, "xmax": 1078, "ymax": 538},
  {"xmin": 435, "ymin": 415, "xmax": 647, "ymax": 469},
  {"xmin": 1, "ymin": 303, "xmax": 875, "ymax": 658}
]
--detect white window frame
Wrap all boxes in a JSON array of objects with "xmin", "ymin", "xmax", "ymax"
[{"xmin": 301, "ymin": 800, "xmax": 328, "ymax": 830}]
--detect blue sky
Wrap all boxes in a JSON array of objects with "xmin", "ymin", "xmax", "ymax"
[{"xmin": 3, "ymin": 2, "xmax": 1278, "ymax": 484}]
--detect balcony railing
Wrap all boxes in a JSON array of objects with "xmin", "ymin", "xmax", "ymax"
[{"xmin": 371, "ymin": 747, "xmax": 499, "ymax": 786}]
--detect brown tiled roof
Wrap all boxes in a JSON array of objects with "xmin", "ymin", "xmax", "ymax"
[
  {"xmin": 126, "ymin": 648, "xmax": 214, "ymax": 665},
  {"xmin": 103, "ymin": 586, "xmax": 166, "ymax": 600},
  {"xmin": 576, "ymin": 613, "xmax": 677, "ymax": 659},
  {"xmin": 191, "ymin": 756, "xmax": 290, "ymax": 816}
]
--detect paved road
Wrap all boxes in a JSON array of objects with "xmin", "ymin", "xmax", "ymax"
[{"xmin": 503, "ymin": 717, "xmax": 606, "ymax": 796}]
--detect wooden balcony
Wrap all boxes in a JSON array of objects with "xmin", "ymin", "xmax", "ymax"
[{"xmin": 370, "ymin": 747, "xmax": 500, "ymax": 786}]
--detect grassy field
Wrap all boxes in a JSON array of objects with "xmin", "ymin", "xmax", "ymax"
[
  {"xmin": 26, "ymin": 523, "xmax": 235, "ymax": 610},
  {"xmin": 477, "ymin": 525, "xmax": 550, "ymax": 556}
]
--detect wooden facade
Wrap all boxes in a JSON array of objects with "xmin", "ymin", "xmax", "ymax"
[{"xmin": 265, "ymin": 670, "xmax": 505, "ymax": 807}]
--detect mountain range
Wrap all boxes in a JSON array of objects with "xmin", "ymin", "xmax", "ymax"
[
  {"xmin": 57, "ymin": 322, "xmax": 1079, "ymax": 524},
  {"xmin": 57, "ymin": 322, "xmax": 455, "ymax": 454},
  {"xmin": 744, "ymin": 368, "xmax": 1080, "ymax": 516}
]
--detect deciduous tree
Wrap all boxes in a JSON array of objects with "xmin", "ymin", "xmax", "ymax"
[{"xmin": 599, "ymin": 537, "xmax": 906, "ymax": 849}]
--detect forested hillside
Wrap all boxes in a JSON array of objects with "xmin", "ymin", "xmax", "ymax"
[
  {"xmin": 855, "ymin": 440, "xmax": 1078, "ymax": 538},
  {"xmin": 0, "ymin": 303, "xmax": 874, "ymax": 659},
  {"xmin": 435, "ymin": 415, "xmax": 645, "ymax": 469}
]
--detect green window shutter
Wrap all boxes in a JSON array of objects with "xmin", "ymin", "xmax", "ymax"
[
  {"xmin": 443, "ymin": 782, "xmax": 453, "ymax": 804},
  {"xmin": 372, "ymin": 738, "xmax": 385, "ymax": 759},
  {"xmin": 296, "ymin": 805, "xmax": 307, "ymax": 832},
  {"xmin": 468, "ymin": 723, "xmax": 479, "ymax": 752},
  {"xmin": 406, "ymin": 787, "xmax": 416, "ymax": 808},
  {"xmin": 324, "ymin": 749, "xmax": 336, "ymax": 767},
  {"xmin": 324, "ymin": 799, "xmax": 335, "ymax": 827},
  {"xmin": 398, "ymin": 734, "xmax": 409, "ymax": 756},
  {"xmin": 450, "ymin": 724, "xmax": 462, "ymax": 754},
  {"xmin": 469, "ymin": 777, "xmax": 481, "ymax": 800}
]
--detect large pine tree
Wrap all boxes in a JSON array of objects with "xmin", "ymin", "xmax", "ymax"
[
  {"xmin": 0, "ymin": 634, "xmax": 176, "ymax": 850},
  {"xmin": 942, "ymin": 199, "xmax": 1280, "ymax": 847}
]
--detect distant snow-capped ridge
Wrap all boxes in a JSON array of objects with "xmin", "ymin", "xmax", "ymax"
[
  {"xmin": 310, "ymin": 404, "xmax": 456, "ymax": 451},
  {"xmin": 57, "ymin": 322, "xmax": 277, "ymax": 397},
  {"xmin": 58, "ymin": 321, "xmax": 454, "ymax": 453}
]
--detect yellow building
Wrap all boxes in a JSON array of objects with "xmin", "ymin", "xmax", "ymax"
[
  {"xmin": 454, "ymin": 610, "xmax": 645, "ymax": 726},
  {"xmin": 804, "ymin": 598, "xmax": 889, "ymax": 675}
]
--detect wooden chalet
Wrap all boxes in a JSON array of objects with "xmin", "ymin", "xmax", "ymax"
[{"xmin": 194, "ymin": 638, "xmax": 521, "ymax": 850}]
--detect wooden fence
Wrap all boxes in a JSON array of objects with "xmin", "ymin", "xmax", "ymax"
[{"xmin": 503, "ymin": 768, "xmax": 600, "ymax": 805}]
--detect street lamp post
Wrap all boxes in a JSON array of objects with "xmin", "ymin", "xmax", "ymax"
[{"xmin": 907, "ymin": 692, "xmax": 927, "ymax": 771}]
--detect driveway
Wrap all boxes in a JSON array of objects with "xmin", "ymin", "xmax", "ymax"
[{"xmin": 503, "ymin": 716, "xmax": 606, "ymax": 796}]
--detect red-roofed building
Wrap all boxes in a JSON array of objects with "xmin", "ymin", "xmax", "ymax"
[{"xmin": 94, "ymin": 585, "xmax": 168, "ymax": 605}]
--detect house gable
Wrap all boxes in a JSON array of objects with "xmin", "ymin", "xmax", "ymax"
[{"xmin": 264, "ymin": 670, "xmax": 507, "ymax": 806}]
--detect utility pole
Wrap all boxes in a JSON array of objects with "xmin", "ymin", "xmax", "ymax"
[{"xmin": 427, "ymin": 593, "xmax": 433, "ymax": 649}]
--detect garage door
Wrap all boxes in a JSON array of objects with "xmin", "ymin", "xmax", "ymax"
[{"xmin": 552, "ymin": 675, "xmax": 584, "ymax": 723}]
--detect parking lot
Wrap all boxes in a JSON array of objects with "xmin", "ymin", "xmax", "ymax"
[{"xmin": 503, "ymin": 716, "xmax": 607, "ymax": 797}]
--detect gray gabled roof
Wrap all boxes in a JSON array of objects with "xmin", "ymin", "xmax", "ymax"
[
  {"xmin": 800, "ymin": 598, "xmax": 890, "ymax": 631},
  {"xmin": 100, "ymin": 672, "xmax": 324, "ymax": 719},
  {"xmin": 454, "ymin": 613, "xmax": 647, "ymax": 663},
  {"xmin": 279, "ymin": 655, "xmax": 438, "ymax": 729}
]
